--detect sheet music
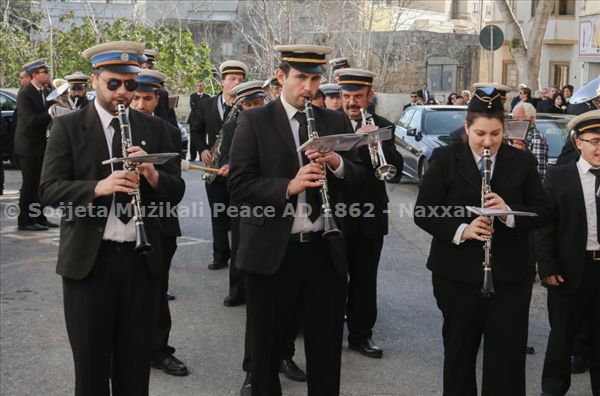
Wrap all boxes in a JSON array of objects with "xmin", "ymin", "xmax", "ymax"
[
  {"xmin": 102, "ymin": 152, "xmax": 179, "ymax": 165},
  {"xmin": 466, "ymin": 206, "xmax": 538, "ymax": 217}
]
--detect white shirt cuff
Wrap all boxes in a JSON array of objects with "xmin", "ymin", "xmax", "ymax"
[
  {"xmin": 452, "ymin": 223, "xmax": 469, "ymax": 245},
  {"xmin": 328, "ymin": 154, "xmax": 345, "ymax": 179},
  {"xmin": 499, "ymin": 205, "xmax": 516, "ymax": 228}
]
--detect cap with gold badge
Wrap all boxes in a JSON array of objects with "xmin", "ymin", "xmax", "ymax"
[
  {"xmin": 65, "ymin": 72, "xmax": 90, "ymax": 88},
  {"xmin": 23, "ymin": 58, "xmax": 50, "ymax": 72},
  {"xmin": 219, "ymin": 61, "xmax": 249, "ymax": 78},
  {"xmin": 473, "ymin": 82, "xmax": 512, "ymax": 102},
  {"xmin": 335, "ymin": 68, "xmax": 377, "ymax": 91},
  {"xmin": 232, "ymin": 81, "xmax": 265, "ymax": 102},
  {"xmin": 136, "ymin": 70, "xmax": 167, "ymax": 91},
  {"xmin": 319, "ymin": 83, "xmax": 341, "ymax": 97},
  {"xmin": 275, "ymin": 45, "xmax": 333, "ymax": 74},
  {"xmin": 468, "ymin": 87, "xmax": 504, "ymax": 112},
  {"xmin": 82, "ymin": 41, "xmax": 144, "ymax": 74},
  {"xmin": 568, "ymin": 109, "xmax": 600, "ymax": 136},
  {"xmin": 329, "ymin": 57, "xmax": 350, "ymax": 72}
]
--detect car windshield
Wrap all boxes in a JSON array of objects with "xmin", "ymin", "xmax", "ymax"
[
  {"xmin": 536, "ymin": 122, "xmax": 569, "ymax": 159},
  {"xmin": 424, "ymin": 110, "xmax": 466, "ymax": 135}
]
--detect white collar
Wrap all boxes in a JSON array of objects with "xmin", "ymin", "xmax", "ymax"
[
  {"xmin": 280, "ymin": 95, "xmax": 303, "ymax": 121},
  {"xmin": 94, "ymin": 100, "xmax": 129, "ymax": 132}
]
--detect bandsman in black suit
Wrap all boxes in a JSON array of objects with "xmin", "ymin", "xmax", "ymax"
[
  {"xmin": 39, "ymin": 41, "xmax": 185, "ymax": 396},
  {"xmin": 140, "ymin": 49, "xmax": 178, "ymax": 128},
  {"xmin": 319, "ymin": 83, "xmax": 342, "ymax": 111},
  {"xmin": 187, "ymin": 81, "xmax": 210, "ymax": 161},
  {"xmin": 329, "ymin": 57, "xmax": 350, "ymax": 83},
  {"xmin": 414, "ymin": 88, "xmax": 550, "ymax": 396},
  {"xmin": 228, "ymin": 44, "xmax": 365, "ymax": 396},
  {"xmin": 14, "ymin": 58, "xmax": 57, "ymax": 231},
  {"xmin": 263, "ymin": 75, "xmax": 282, "ymax": 103},
  {"xmin": 193, "ymin": 60, "xmax": 248, "ymax": 270},
  {"xmin": 335, "ymin": 68, "xmax": 404, "ymax": 358},
  {"xmin": 537, "ymin": 110, "xmax": 600, "ymax": 396},
  {"xmin": 129, "ymin": 69, "xmax": 189, "ymax": 377},
  {"xmin": 64, "ymin": 72, "xmax": 91, "ymax": 109}
]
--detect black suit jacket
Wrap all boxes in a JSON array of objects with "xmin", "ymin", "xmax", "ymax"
[
  {"xmin": 155, "ymin": 88, "xmax": 178, "ymax": 128},
  {"xmin": 39, "ymin": 104, "xmax": 185, "ymax": 280},
  {"xmin": 228, "ymin": 98, "xmax": 365, "ymax": 276},
  {"xmin": 414, "ymin": 142, "xmax": 550, "ymax": 284},
  {"xmin": 219, "ymin": 116, "xmax": 237, "ymax": 169},
  {"xmin": 535, "ymin": 162, "xmax": 588, "ymax": 294},
  {"xmin": 156, "ymin": 118, "xmax": 183, "ymax": 237},
  {"xmin": 342, "ymin": 113, "xmax": 404, "ymax": 238},
  {"xmin": 187, "ymin": 92, "xmax": 210, "ymax": 126},
  {"xmin": 14, "ymin": 83, "xmax": 52, "ymax": 157},
  {"xmin": 536, "ymin": 98, "xmax": 553, "ymax": 113},
  {"xmin": 417, "ymin": 89, "xmax": 429, "ymax": 102},
  {"xmin": 191, "ymin": 94, "xmax": 224, "ymax": 154}
]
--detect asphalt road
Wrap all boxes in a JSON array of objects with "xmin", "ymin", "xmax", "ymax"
[{"xmin": 0, "ymin": 164, "xmax": 592, "ymax": 396}]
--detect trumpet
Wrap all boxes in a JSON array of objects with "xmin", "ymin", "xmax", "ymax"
[
  {"xmin": 360, "ymin": 108, "xmax": 397, "ymax": 181},
  {"xmin": 480, "ymin": 147, "xmax": 495, "ymax": 297},
  {"xmin": 305, "ymin": 98, "xmax": 342, "ymax": 239},
  {"xmin": 115, "ymin": 102, "xmax": 153, "ymax": 254},
  {"xmin": 47, "ymin": 79, "xmax": 78, "ymax": 118}
]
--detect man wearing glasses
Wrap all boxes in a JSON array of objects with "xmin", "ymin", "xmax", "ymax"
[
  {"xmin": 14, "ymin": 59, "xmax": 57, "ymax": 231},
  {"xmin": 536, "ymin": 110, "xmax": 600, "ymax": 396},
  {"xmin": 403, "ymin": 91, "xmax": 423, "ymax": 110},
  {"xmin": 39, "ymin": 41, "xmax": 185, "ymax": 395}
]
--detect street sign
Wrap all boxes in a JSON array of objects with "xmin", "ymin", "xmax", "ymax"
[{"xmin": 479, "ymin": 25, "xmax": 504, "ymax": 52}]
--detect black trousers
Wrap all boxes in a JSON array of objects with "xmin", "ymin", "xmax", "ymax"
[
  {"xmin": 245, "ymin": 238, "xmax": 347, "ymax": 396},
  {"xmin": 187, "ymin": 126, "xmax": 201, "ymax": 161},
  {"xmin": 205, "ymin": 180, "xmax": 231, "ymax": 262},
  {"xmin": 242, "ymin": 303, "xmax": 301, "ymax": 372},
  {"xmin": 346, "ymin": 233, "xmax": 384, "ymax": 342},
  {"xmin": 18, "ymin": 155, "xmax": 47, "ymax": 226},
  {"xmin": 541, "ymin": 258, "xmax": 600, "ymax": 396},
  {"xmin": 63, "ymin": 241, "xmax": 160, "ymax": 396},
  {"xmin": 152, "ymin": 234, "xmax": 177, "ymax": 362},
  {"xmin": 229, "ymin": 204, "xmax": 244, "ymax": 297},
  {"xmin": 432, "ymin": 273, "xmax": 533, "ymax": 396}
]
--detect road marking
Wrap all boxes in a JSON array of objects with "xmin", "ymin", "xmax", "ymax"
[
  {"xmin": 1, "ymin": 256, "xmax": 57, "ymax": 268},
  {"xmin": 178, "ymin": 236, "xmax": 212, "ymax": 246}
]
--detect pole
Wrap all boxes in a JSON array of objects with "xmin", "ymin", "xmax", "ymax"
[{"xmin": 490, "ymin": 26, "xmax": 494, "ymax": 83}]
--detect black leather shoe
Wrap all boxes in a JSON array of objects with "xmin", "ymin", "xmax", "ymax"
[
  {"xmin": 151, "ymin": 355, "xmax": 189, "ymax": 376},
  {"xmin": 166, "ymin": 291, "xmax": 175, "ymax": 301},
  {"xmin": 279, "ymin": 359, "xmax": 307, "ymax": 382},
  {"xmin": 224, "ymin": 294, "xmax": 246, "ymax": 307},
  {"xmin": 349, "ymin": 338, "xmax": 383, "ymax": 358},
  {"xmin": 37, "ymin": 220, "xmax": 59, "ymax": 228},
  {"xmin": 208, "ymin": 260, "xmax": 228, "ymax": 270},
  {"xmin": 18, "ymin": 223, "xmax": 49, "ymax": 231},
  {"xmin": 571, "ymin": 354, "xmax": 590, "ymax": 374},
  {"xmin": 526, "ymin": 345, "xmax": 535, "ymax": 354},
  {"xmin": 240, "ymin": 372, "xmax": 251, "ymax": 396}
]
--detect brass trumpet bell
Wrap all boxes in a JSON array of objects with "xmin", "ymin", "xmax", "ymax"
[{"xmin": 571, "ymin": 76, "xmax": 600, "ymax": 105}]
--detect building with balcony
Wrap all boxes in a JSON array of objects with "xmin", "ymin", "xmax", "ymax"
[{"xmin": 486, "ymin": 0, "xmax": 600, "ymax": 93}]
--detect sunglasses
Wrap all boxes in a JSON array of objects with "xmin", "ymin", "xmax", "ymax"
[
  {"xmin": 36, "ymin": 70, "xmax": 49, "ymax": 74},
  {"xmin": 98, "ymin": 75, "xmax": 138, "ymax": 92}
]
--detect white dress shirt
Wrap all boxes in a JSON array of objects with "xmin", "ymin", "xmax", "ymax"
[
  {"xmin": 280, "ymin": 96, "xmax": 345, "ymax": 234},
  {"xmin": 577, "ymin": 157, "xmax": 600, "ymax": 251},
  {"xmin": 95, "ymin": 100, "xmax": 136, "ymax": 242}
]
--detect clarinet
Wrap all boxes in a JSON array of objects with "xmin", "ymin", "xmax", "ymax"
[
  {"xmin": 304, "ymin": 98, "xmax": 342, "ymax": 239},
  {"xmin": 116, "ymin": 102, "xmax": 153, "ymax": 254},
  {"xmin": 202, "ymin": 100, "xmax": 241, "ymax": 184},
  {"xmin": 480, "ymin": 147, "xmax": 495, "ymax": 296}
]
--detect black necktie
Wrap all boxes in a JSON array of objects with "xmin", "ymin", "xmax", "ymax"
[
  {"xmin": 590, "ymin": 168, "xmax": 600, "ymax": 243},
  {"xmin": 223, "ymin": 103, "xmax": 232, "ymax": 120},
  {"xmin": 355, "ymin": 120, "xmax": 362, "ymax": 132},
  {"xmin": 294, "ymin": 112, "xmax": 320, "ymax": 223},
  {"xmin": 110, "ymin": 118, "xmax": 132, "ymax": 224}
]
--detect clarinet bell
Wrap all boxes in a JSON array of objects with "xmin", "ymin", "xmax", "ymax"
[
  {"xmin": 480, "ymin": 267, "xmax": 495, "ymax": 297},
  {"xmin": 134, "ymin": 222, "xmax": 153, "ymax": 254},
  {"xmin": 322, "ymin": 213, "xmax": 342, "ymax": 240}
]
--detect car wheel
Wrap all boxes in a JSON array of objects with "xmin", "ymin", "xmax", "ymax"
[{"xmin": 418, "ymin": 158, "xmax": 428, "ymax": 182}]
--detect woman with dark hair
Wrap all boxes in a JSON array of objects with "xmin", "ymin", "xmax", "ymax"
[
  {"xmin": 414, "ymin": 88, "xmax": 550, "ymax": 396},
  {"xmin": 562, "ymin": 84, "xmax": 574, "ymax": 103},
  {"xmin": 427, "ymin": 98, "xmax": 440, "ymax": 105},
  {"xmin": 548, "ymin": 92, "xmax": 569, "ymax": 114},
  {"xmin": 447, "ymin": 92, "xmax": 459, "ymax": 105}
]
